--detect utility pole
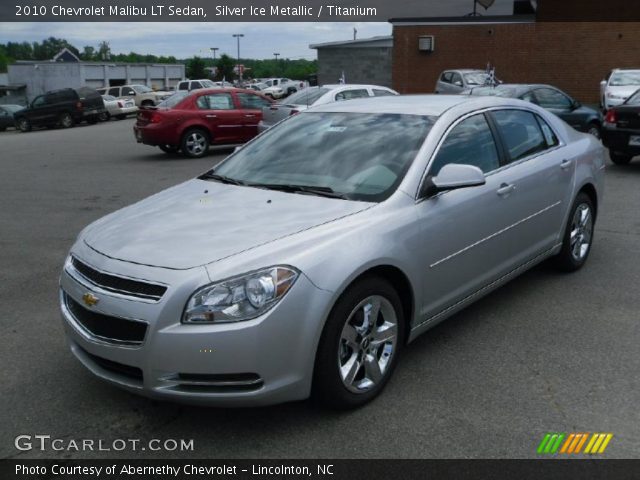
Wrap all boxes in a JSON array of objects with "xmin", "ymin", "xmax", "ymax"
[{"xmin": 232, "ymin": 34, "xmax": 244, "ymax": 84}]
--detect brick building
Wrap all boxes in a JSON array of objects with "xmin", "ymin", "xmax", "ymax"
[{"xmin": 390, "ymin": 5, "xmax": 640, "ymax": 104}]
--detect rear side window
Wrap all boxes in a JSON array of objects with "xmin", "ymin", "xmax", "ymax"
[
  {"xmin": 533, "ymin": 88, "xmax": 572, "ymax": 110},
  {"xmin": 196, "ymin": 93, "xmax": 235, "ymax": 110},
  {"xmin": 430, "ymin": 114, "xmax": 500, "ymax": 175},
  {"xmin": 236, "ymin": 93, "xmax": 271, "ymax": 109},
  {"xmin": 373, "ymin": 89, "xmax": 395, "ymax": 97},
  {"xmin": 177, "ymin": 82, "xmax": 188, "ymax": 90},
  {"xmin": 191, "ymin": 81, "xmax": 202, "ymax": 90},
  {"xmin": 492, "ymin": 110, "xmax": 548, "ymax": 162},
  {"xmin": 108, "ymin": 87, "xmax": 120, "ymax": 97},
  {"xmin": 441, "ymin": 72, "xmax": 453, "ymax": 83},
  {"xmin": 335, "ymin": 89, "xmax": 369, "ymax": 101},
  {"xmin": 536, "ymin": 115, "xmax": 560, "ymax": 148},
  {"xmin": 122, "ymin": 87, "xmax": 136, "ymax": 96}
]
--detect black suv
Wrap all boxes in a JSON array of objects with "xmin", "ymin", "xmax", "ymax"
[{"xmin": 14, "ymin": 87, "xmax": 106, "ymax": 132}]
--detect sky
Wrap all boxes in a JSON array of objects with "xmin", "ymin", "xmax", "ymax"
[{"xmin": 0, "ymin": 0, "xmax": 520, "ymax": 60}]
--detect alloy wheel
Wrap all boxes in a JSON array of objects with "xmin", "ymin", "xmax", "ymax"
[
  {"xmin": 570, "ymin": 203, "xmax": 593, "ymax": 262},
  {"xmin": 338, "ymin": 295, "xmax": 398, "ymax": 393},
  {"xmin": 185, "ymin": 132, "xmax": 206, "ymax": 156}
]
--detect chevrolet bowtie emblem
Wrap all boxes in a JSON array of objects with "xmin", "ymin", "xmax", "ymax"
[{"xmin": 82, "ymin": 292, "xmax": 100, "ymax": 307}]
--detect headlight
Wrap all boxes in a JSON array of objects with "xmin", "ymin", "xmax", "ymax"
[{"xmin": 182, "ymin": 266, "xmax": 298, "ymax": 324}]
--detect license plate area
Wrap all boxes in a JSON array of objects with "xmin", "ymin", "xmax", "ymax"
[{"xmin": 629, "ymin": 135, "xmax": 640, "ymax": 146}]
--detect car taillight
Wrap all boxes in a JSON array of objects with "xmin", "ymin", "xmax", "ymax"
[
  {"xmin": 290, "ymin": 110, "xmax": 299, "ymax": 116},
  {"xmin": 604, "ymin": 109, "xmax": 617, "ymax": 124},
  {"xmin": 76, "ymin": 101, "xmax": 83, "ymax": 110},
  {"xmin": 117, "ymin": 101, "xmax": 124, "ymax": 108},
  {"xmin": 150, "ymin": 112, "xmax": 164, "ymax": 123}
]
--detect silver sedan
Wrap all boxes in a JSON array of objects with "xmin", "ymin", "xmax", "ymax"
[{"xmin": 59, "ymin": 95, "xmax": 605, "ymax": 408}]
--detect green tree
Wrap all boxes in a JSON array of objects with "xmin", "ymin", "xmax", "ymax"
[
  {"xmin": 97, "ymin": 41, "xmax": 111, "ymax": 61},
  {"xmin": 186, "ymin": 56, "xmax": 207, "ymax": 79},
  {"xmin": 215, "ymin": 54, "xmax": 236, "ymax": 81},
  {"xmin": 81, "ymin": 46, "xmax": 95, "ymax": 61}
]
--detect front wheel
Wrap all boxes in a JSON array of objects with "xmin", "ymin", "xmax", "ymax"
[
  {"xmin": 16, "ymin": 117, "xmax": 31, "ymax": 132},
  {"xmin": 552, "ymin": 193, "xmax": 595, "ymax": 272},
  {"xmin": 181, "ymin": 129, "xmax": 209, "ymax": 158},
  {"xmin": 609, "ymin": 150, "xmax": 632, "ymax": 165},
  {"xmin": 98, "ymin": 111, "xmax": 110, "ymax": 122},
  {"xmin": 587, "ymin": 123, "xmax": 601, "ymax": 139},
  {"xmin": 313, "ymin": 277, "xmax": 404, "ymax": 409}
]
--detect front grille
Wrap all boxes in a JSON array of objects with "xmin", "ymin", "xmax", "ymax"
[
  {"xmin": 64, "ymin": 292, "xmax": 148, "ymax": 346},
  {"xmin": 81, "ymin": 347, "xmax": 144, "ymax": 382},
  {"xmin": 70, "ymin": 257, "xmax": 167, "ymax": 301}
]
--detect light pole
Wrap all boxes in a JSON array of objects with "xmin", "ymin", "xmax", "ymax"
[
  {"xmin": 209, "ymin": 47, "xmax": 219, "ymax": 79},
  {"xmin": 232, "ymin": 34, "xmax": 244, "ymax": 83}
]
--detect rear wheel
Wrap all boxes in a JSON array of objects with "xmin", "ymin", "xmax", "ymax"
[
  {"xmin": 181, "ymin": 129, "xmax": 209, "ymax": 158},
  {"xmin": 609, "ymin": 150, "xmax": 632, "ymax": 165},
  {"xmin": 17, "ymin": 117, "xmax": 31, "ymax": 132},
  {"xmin": 98, "ymin": 111, "xmax": 110, "ymax": 122},
  {"xmin": 59, "ymin": 112, "xmax": 73, "ymax": 128},
  {"xmin": 552, "ymin": 193, "xmax": 595, "ymax": 272},
  {"xmin": 313, "ymin": 276, "xmax": 404, "ymax": 409},
  {"xmin": 587, "ymin": 123, "xmax": 601, "ymax": 139}
]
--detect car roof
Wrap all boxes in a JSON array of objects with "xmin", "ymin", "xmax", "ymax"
[
  {"xmin": 309, "ymin": 94, "xmax": 489, "ymax": 116},
  {"xmin": 321, "ymin": 84, "xmax": 393, "ymax": 90},
  {"xmin": 445, "ymin": 69, "xmax": 486, "ymax": 74}
]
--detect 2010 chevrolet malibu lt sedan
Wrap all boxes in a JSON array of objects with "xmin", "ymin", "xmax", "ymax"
[{"xmin": 60, "ymin": 95, "xmax": 605, "ymax": 408}]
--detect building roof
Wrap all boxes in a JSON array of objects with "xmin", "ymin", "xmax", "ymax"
[
  {"xmin": 310, "ymin": 36, "xmax": 393, "ymax": 50},
  {"xmin": 389, "ymin": 14, "xmax": 536, "ymax": 25},
  {"xmin": 12, "ymin": 60, "xmax": 184, "ymax": 67},
  {"xmin": 52, "ymin": 48, "xmax": 80, "ymax": 62}
]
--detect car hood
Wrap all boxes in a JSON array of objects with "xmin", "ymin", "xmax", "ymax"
[{"xmin": 83, "ymin": 179, "xmax": 372, "ymax": 270}]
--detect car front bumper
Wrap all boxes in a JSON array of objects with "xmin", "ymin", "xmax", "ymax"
[{"xmin": 59, "ymin": 247, "xmax": 332, "ymax": 407}]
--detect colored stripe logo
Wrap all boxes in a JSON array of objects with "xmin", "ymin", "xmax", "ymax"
[{"xmin": 537, "ymin": 433, "xmax": 613, "ymax": 454}]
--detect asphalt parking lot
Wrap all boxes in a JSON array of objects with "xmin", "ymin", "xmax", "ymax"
[{"xmin": 1, "ymin": 119, "xmax": 639, "ymax": 460}]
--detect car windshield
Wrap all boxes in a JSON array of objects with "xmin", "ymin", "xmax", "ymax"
[
  {"xmin": 470, "ymin": 86, "xmax": 517, "ymax": 97},
  {"xmin": 281, "ymin": 87, "xmax": 330, "ymax": 106},
  {"xmin": 133, "ymin": 85, "xmax": 153, "ymax": 93},
  {"xmin": 464, "ymin": 73, "xmax": 492, "ymax": 85},
  {"xmin": 157, "ymin": 91, "xmax": 189, "ymax": 108},
  {"xmin": 610, "ymin": 71, "xmax": 640, "ymax": 86},
  {"xmin": 625, "ymin": 90, "xmax": 640, "ymax": 105},
  {"xmin": 211, "ymin": 112, "xmax": 434, "ymax": 202}
]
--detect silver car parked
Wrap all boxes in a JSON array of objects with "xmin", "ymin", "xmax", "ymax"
[
  {"xmin": 435, "ymin": 69, "xmax": 501, "ymax": 94},
  {"xmin": 60, "ymin": 95, "xmax": 604, "ymax": 408}
]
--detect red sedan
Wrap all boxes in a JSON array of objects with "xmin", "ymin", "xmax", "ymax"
[{"xmin": 134, "ymin": 88, "xmax": 274, "ymax": 158}]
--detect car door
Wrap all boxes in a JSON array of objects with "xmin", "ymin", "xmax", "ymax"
[
  {"xmin": 194, "ymin": 91, "xmax": 244, "ymax": 143},
  {"xmin": 416, "ymin": 112, "xmax": 525, "ymax": 319},
  {"xmin": 436, "ymin": 72, "xmax": 453, "ymax": 93},
  {"xmin": 449, "ymin": 72, "xmax": 464, "ymax": 93},
  {"xmin": 27, "ymin": 94, "xmax": 53, "ymax": 126},
  {"xmin": 235, "ymin": 91, "xmax": 272, "ymax": 141},
  {"xmin": 487, "ymin": 109, "xmax": 575, "ymax": 266}
]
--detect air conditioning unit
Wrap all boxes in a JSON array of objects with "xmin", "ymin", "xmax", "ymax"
[{"xmin": 418, "ymin": 36, "xmax": 435, "ymax": 52}]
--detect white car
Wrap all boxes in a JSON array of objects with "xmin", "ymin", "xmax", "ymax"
[
  {"xmin": 258, "ymin": 84, "xmax": 398, "ymax": 133},
  {"xmin": 99, "ymin": 95, "xmax": 138, "ymax": 121},
  {"xmin": 601, "ymin": 69, "xmax": 640, "ymax": 110},
  {"xmin": 175, "ymin": 79, "xmax": 217, "ymax": 92}
]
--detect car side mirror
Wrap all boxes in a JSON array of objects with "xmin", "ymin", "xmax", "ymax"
[
  {"xmin": 600, "ymin": 80, "xmax": 607, "ymax": 88},
  {"xmin": 572, "ymin": 100, "xmax": 582, "ymax": 110},
  {"xmin": 420, "ymin": 163, "xmax": 486, "ymax": 198}
]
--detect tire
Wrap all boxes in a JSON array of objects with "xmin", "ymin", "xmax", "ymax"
[
  {"xmin": 98, "ymin": 112, "xmax": 110, "ymax": 122},
  {"xmin": 180, "ymin": 129, "xmax": 210, "ymax": 158},
  {"xmin": 587, "ymin": 123, "xmax": 601, "ymax": 139},
  {"xmin": 59, "ymin": 112, "xmax": 73, "ymax": 129},
  {"xmin": 609, "ymin": 149, "xmax": 632, "ymax": 165},
  {"xmin": 16, "ymin": 117, "xmax": 31, "ymax": 132},
  {"xmin": 552, "ymin": 193, "xmax": 595, "ymax": 272},
  {"xmin": 159, "ymin": 144, "xmax": 179, "ymax": 154},
  {"xmin": 313, "ymin": 276, "xmax": 405, "ymax": 409}
]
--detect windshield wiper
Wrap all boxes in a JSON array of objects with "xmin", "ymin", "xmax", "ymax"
[
  {"xmin": 199, "ymin": 172, "xmax": 246, "ymax": 186},
  {"xmin": 249, "ymin": 183, "xmax": 348, "ymax": 199}
]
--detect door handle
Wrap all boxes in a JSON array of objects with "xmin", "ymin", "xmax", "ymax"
[
  {"xmin": 205, "ymin": 114, "xmax": 217, "ymax": 118},
  {"xmin": 560, "ymin": 159, "xmax": 573, "ymax": 170},
  {"xmin": 496, "ymin": 183, "xmax": 516, "ymax": 197},
  {"xmin": 244, "ymin": 114, "xmax": 256, "ymax": 118}
]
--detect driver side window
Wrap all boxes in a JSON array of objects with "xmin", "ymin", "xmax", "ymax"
[{"xmin": 429, "ymin": 114, "xmax": 500, "ymax": 176}]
